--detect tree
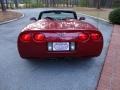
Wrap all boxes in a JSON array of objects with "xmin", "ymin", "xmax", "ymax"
[
  {"xmin": 14, "ymin": 0, "xmax": 18, "ymax": 8},
  {"xmin": 0, "ymin": 0, "xmax": 6, "ymax": 11},
  {"xmin": 5, "ymin": 0, "xmax": 8, "ymax": 8},
  {"xmin": 97, "ymin": 0, "xmax": 101, "ymax": 9}
]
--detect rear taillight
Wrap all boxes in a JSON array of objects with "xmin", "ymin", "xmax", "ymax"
[
  {"xmin": 33, "ymin": 33, "xmax": 45, "ymax": 41},
  {"xmin": 20, "ymin": 33, "xmax": 31, "ymax": 42},
  {"xmin": 78, "ymin": 33, "xmax": 89, "ymax": 42},
  {"xmin": 91, "ymin": 33, "xmax": 101, "ymax": 41}
]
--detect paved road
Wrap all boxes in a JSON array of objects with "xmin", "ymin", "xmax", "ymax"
[{"xmin": 0, "ymin": 8, "xmax": 112, "ymax": 90}]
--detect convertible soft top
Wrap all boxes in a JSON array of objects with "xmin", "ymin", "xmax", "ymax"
[{"xmin": 38, "ymin": 10, "xmax": 78, "ymax": 20}]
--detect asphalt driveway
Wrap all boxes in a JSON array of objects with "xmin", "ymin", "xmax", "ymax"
[{"xmin": 0, "ymin": 8, "xmax": 112, "ymax": 90}]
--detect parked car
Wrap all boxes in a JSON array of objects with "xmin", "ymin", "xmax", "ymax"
[{"xmin": 17, "ymin": 10, "xmax": 103, "ymax": 58}]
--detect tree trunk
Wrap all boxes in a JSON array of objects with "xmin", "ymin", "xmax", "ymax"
[
  {"xmin": 5, "ymin": 0, "xmax": 8, "ymax": 8},
  {"xmin": 97, "ymin": 0, "xmax": 101, "ymax": 9},
  {"xmin": 105, "ymin": 0, "xmax": 113, "ymax": 8},
  {"xmin": 0, "ymin": 0, "xmax": 6, "ymax": 12},
  {"xmin": 14, "ymin": 0, "xmax": 18, "ymax": 8}
]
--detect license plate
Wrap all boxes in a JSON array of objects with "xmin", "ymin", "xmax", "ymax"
[{"xmin": 53, "ymin": 42, "xmax": 69, "ymax": 51}]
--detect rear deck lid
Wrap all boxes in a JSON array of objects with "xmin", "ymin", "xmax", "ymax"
[{"xmin": 22, "ymin": 19, "xmax": 97, "ymax": 31}]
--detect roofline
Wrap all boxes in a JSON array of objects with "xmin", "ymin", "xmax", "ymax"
[{"xmin": 40, "ymin": 9, "xmax": 76, "ymax": 13}]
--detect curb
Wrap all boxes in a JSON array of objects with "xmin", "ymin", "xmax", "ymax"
[
  {"xmin": 77, "ymin": 13, "xmax": 109, "ymax": 23},
  {"xmin": 0, "ymin": 13, "xmax": 24, "ymax": 25}
]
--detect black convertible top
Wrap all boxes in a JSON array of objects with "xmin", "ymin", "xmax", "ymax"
[{"xmin": 38, "ymin": 10, "xmax": 78, "ymax": 20}]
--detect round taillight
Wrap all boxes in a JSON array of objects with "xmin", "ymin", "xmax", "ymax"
[
  {"xmin": 34, "ymin": 33, "xmax": 45, "ymax": 41},
  {"xmin": 78, "ymin": 33, "xmax": 89, "ymax": 42},
  {"xmin": 20, "ymin": 33, "xmax": 31, "ymax": 42},
  {"xmin": 91, "ymin": 33, "xmax": 100, "ymax": 40}
]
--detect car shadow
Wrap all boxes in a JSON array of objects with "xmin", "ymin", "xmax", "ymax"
[{"xmin": 23, "ymin": 57, "xmax": 97, "ymax": 71}]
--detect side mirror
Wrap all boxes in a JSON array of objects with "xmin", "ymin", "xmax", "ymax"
[
  {"xmin": 30, "ymin": 17, "xmax": 37, "ymax": 21},
  {"xmin": 79, "ymin": 17, "xmax": 85, "ymax": 20}
]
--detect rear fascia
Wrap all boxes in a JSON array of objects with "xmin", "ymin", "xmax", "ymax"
[{"xmin": 17, "ymin": 30, "xmax": 103, "ymax": 58}]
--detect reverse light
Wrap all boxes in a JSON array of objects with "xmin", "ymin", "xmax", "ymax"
[
  {"xmin": 91, "ymin": 33, "xmax": 100, "ymax": 40},
  {"xmin": 48, "ymin": 42, "xmax": 53, "ymax": 51},
  {"xmin": 34, "ymin": 33, "xmax": 45, "ymax": 41},
  {"xmin": 78, "ymin": 33, "xmax": 89, "ymax": 42},
  {"xmin": 20, "ymin": 33, "xmax": 31, "ymax": 42},
  {"xmin": 70, "ymin": 42, "xmax": 75, "ymax": 51}
]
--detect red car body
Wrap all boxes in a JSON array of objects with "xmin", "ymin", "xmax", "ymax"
[{"xmin": 17, "ymin": 10, "xmax": 103, "ymax": 58}]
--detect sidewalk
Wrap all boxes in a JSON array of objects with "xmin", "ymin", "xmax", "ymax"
[{"xmin": 97, "ymin": 25, "xmax": 120, "ymax": 90}]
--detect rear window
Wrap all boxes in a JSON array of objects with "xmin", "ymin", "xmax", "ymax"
[{"xmin": 40, "ymin": 11, "xmax": 75, "ymax": 20}]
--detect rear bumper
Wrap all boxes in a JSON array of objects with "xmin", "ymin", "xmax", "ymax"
[{"xmin": 18, "ymin": 41, "xmax": 103, "ymax": 58}]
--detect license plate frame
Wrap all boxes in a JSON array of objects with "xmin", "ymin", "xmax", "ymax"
[{"xmin": 52, "ymin": 42, "xmax": 70, "ymax": 51}]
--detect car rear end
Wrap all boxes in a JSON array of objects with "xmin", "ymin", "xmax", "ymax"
[{"xmin": 17, "ymin": 29, "xmax": 103, "ymax": 58}]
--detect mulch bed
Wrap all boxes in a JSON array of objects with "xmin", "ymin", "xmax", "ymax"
[
  {"xmin": 74, "ymin": 7, "xmax": 112, "ymax": 20},
  {"xmin": 0, "ymin": 11, "xmax": 22, "ymax": 23}
]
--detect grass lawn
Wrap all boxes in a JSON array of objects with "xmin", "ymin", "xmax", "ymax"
[
  {"xmin": 74, "ymin": 7, "xmax": 113, "ymax": 21},
  {"xmin": 0, "ymin": 11, "xmax": 22, "ymax": 23}
]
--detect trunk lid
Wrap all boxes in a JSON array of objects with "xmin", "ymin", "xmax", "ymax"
[{"xmin": 22, "ymin": 19, "xmax": 97, "ymax": 32}]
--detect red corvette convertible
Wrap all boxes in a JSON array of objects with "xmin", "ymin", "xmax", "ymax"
[{"xmin": 17, "ymin": 10, "xmax": 103, "ymax": 58}]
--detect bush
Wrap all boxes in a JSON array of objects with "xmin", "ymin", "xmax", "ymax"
[
  {"xmin": 80, "ymin": 0, "xmax": 88, "ymax": 7},
  {"xmin": 30, "ymin": 3, "xmax": 43, "ymax": 8},
  {"xmin": 109, "ymin": 8, "xmax": 120, "ymax": 24}
]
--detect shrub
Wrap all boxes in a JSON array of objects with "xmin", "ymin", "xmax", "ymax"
[
  {"xmin": 80, "ymin": 0, "xmax": 88, "ymax": 7},
  {"xmin": 30, "ymin": 3, "xmax": 43, "ymax": 8},
  {"xmin": 109, "ymin": 8, "xmax": 120, "ymax": 24}
]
